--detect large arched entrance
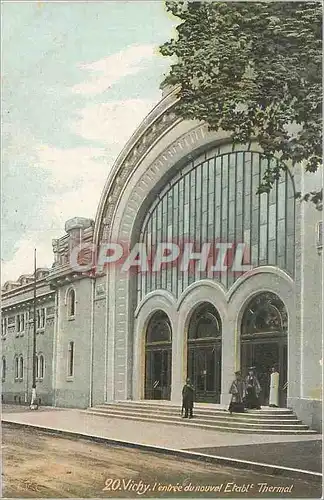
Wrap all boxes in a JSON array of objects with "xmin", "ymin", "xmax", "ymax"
[
  {"xmin": 187, "ymin": 303, "xmax": 222, "ymax": 403},
  {"xmin": 240, "ymin": 292, "xmax": 288, "ymax": 407},
  {"xmin": 144, "ymin": 311, "xmax": 172, "ymax": 400}
]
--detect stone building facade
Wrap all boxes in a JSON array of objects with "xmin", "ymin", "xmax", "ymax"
[
  {"xmin": 1, "ymin": 269, "xmax": 55, "ymax": 406},
  {"xmin": 1, "ymin": 87, "xmax": 322, "ymax": 431}
]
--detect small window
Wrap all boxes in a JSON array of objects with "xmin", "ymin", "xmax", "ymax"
[
  {"xmin": 1, "ymin": 318, "xmax": 7, "ymax": 338},
  {"xmin": 14, "ymin": 356, "xmax": 19, "ymax": 379},
  {"xmin": 36, "ymin": 308, "xmax": 46, "ymax": 330},
  {"xmin": 68, "ymin": 289, "xmax": 76, "ymax": 318},
  {"xmin": 41, "ymin": 308, "xmax": 45, "ymax": 328},
  {"xmin": 38, "ymin": 354, "xmax": 44, "ymax": 379},
  {"xmin": 16, "ymin": 314, "xmax": 25, "ymax": 334},
  {"xmin": 19, "ymin": 356, "xmax": 24, "ymax": 379},
  {"xmin": 8, "ymin": 316, "xmax": 15, "ymax": 326},
  {"xmin": 20, "ymin": 314, "xmax": 25, "ymax": 332},
  {"xmin": 37, "ymin": 310, "xmax": 41, "ymax": 329},
  {"xmin": 2, "ymin": 357, "xmax": 6, "ymax": 381},
  {"xmin": 67, "ymin": 341, "xmax": 74, "ymax": 377}
]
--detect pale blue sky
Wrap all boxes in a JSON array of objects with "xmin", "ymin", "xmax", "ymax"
[{"xmin": 2, "ymin": 1, "xmax": 176, "ymax": 281}]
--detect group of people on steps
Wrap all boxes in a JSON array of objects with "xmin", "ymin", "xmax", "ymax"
[{"xmin": 181, "ymin": 366, "xmax": 280, "ymax": 418}]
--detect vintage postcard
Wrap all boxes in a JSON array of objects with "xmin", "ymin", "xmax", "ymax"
[{"xmin": 1, "ymin": 1, "xmax": 322, "ymax": 499}]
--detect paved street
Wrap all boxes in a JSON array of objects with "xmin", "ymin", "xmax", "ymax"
[
  {"xmin": 189, "ymin": 441, "xmax": 322, "ymax": 474},
  {"xmin": 2, "ymin": 405, "xmax": 322, "ymax": 480},
  {"xmin": 2, "ymin": 426, "xmax": 322, "ymax": 498}
]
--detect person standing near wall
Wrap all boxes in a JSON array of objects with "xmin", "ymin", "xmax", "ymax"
[
  {"xmin": 182, "ymin": 378, "xmax": 194, "ymax": 418},
  {"xmin": 245, "ymin": 367, "xmax": 261, "ymax": 409},
  {"xmin": 269, "ymin": 365, "xmax": 280, "ymax": 407},
  {"xmin": 228, "ymin": 371, "xmax": 246, "ymax": 414}
]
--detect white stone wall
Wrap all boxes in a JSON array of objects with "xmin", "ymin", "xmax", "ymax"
[
  {"xmin": 287, "ymin": 167, "xmax": 323, "ymax": 431},
  {"xmin": 53, "ymin": 278, "xmax": 92, "ymax": 409},
  {"xmin": 2, "ymin": 293, "xmax": 55, "ymax": 406}
]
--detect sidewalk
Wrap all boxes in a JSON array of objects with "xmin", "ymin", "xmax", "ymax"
[{"xmin": 2, "ymin": 405, "xmax": 322, "ymax": 477}]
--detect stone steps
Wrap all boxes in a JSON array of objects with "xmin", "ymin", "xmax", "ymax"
[
  {"xmin": 85, "ymin": 401, "xmax": 317, "ymax": 435},
  {"xmin": 93, "ymin": 404, "xmax": 300, "ymax": 422}
]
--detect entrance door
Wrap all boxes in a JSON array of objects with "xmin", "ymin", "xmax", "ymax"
[
  {"xmin": 144, "ymin": 310, "xmax": 172, "ymax": 400},
  {"xmin": 187, "ymin": 302, "xmax": 222, "ymax": 403},
  {"xmin": 240, "ymin": 292, "xmax": 288, "ymax": 407},
  {"xmin": 188, "ymin": 343, "xmax": 221, "ymax": 403},
  {"xmin": 145, "ymin": 348, "xmax": 171, "ymax": 400}
]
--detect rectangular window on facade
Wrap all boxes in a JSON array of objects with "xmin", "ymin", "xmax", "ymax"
[
  {"xmin": 41, "ymin": 308, "xmax": 46, "ymax": 328},
  {"xmin": 20, "ymin": 314, "xmax": 25, "ymax": 332},
  {"xmin": 15, "ymin": 357, "xmax": 19, "ymax": 379},
  {"xmin": 19, "ymin": 356, "xmax": 23, "ymax": 380},
  {"xmin": 16, "ymin": 313, "xmax": 25, "ymax": 334},
  {"xmin": 37, "ymin": 354, "xmax": 45, "ymax": 380},
  {"xmin": 68, "ymin": 341, "xmax": 74, "ymax": 377},
  {"xmin": 1, "ymin": 318, "xmax": 7, "ymax": 338},
  {"xmin": 37, "ymin": 308, "xmax": 46, "ymax": 330},
  {"xmin": 46, "ymin": 306, "xmax": 55, "ymax": 316},
  {"xmin": 37, "ymin": 310, "xmax": 41, "ymax": 329},
  {"xmin": 7, "ymin": 316, "xmax": 16, "ymax": 334},
  {"xmin": 16, "ymin": 315, "xmax": 20, "ymax": 333}
]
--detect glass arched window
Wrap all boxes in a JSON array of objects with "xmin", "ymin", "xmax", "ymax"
[
  {"xmin": 146, "ymin": 311, "xmax": 171, "ymax": 344},
  {"xmin": 188, "ymin": 303, "xmax": 221, "ymax": 340},
  {"xmin": 2, "ymin": 357, "xmax": 6, "ymax": 381},
  {"xmin": 241, "ymin": 292, "xmax": 288, "ymax": 335},
  {"xmin": 14, "ymin": 356, "xmax": 19, "ymax": 379},
  {"xmin": 68, "ymin": 289, "xmax": 76, "ymax": 317},
  {"xmin": 19, "ymin": 356, "xmax": 24, "ymax": 379},
  {"xmin": 137, "ymin": 146, "xmax": 295, "ymax": 303}
]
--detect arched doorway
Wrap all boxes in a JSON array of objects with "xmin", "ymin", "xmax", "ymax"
[
  {"xmin": 187, "ymin": 303, "xmax": 222, "ymax": 403},
  {"xmin": 240, "ymin": 292, "xmax": 288, "ymax": 407},
  {"xmin": 144, "ymin": 311, "xmax": 172, "ymax": 400}
]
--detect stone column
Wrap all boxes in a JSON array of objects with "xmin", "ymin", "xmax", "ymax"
[
  {"xmin": 220, "ymin": 316, "xmax": 236, "ymax": 405},
  {"xmin": 171, "ymin": 311, "xmax": 184, "ymax": 404}
]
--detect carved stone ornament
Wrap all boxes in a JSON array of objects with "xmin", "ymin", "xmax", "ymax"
[{"xmin": 98, "ymin": 110, "xmax": 179, "ymax": 243}]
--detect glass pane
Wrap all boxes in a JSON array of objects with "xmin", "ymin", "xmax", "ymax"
[
  {"xmin": 241, "ymin": 292, "xmax": 288, "ymax": 335},
  {"xmin": 188, "ymin": 303, "xmax": 221, "ymax": 339},
  {"xmin": 236, "ymin": 152, "xmax": 244, "ymax": 182},
  {"xmin": 259, "ymin": 224, "xmax": 267, "ymax": 261},
  {"xmin": 206, "ymin": 349, "xmax": 216, "ymax": 391},
  {"xmin": 146, "ymin": 311, "xmax": 171, "ymax": 343}
]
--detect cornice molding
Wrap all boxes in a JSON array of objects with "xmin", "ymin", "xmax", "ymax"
[{"xmin": 93, "ymin": 88, "xmax": 180, "ymax": 246}]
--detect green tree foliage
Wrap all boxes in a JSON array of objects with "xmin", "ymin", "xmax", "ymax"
[{"xmin": 160, "ymin": 1, "xmax": 322, "ymax": 208}]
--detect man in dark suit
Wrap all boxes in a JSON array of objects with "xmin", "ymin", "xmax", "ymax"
[{"xmin": 182, "ymin": 378, "xmax": 194, "ymax": 418}]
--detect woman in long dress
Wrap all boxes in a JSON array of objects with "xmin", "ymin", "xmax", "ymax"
[
  {"xmin": 245, "ymin": 367, "xmax": 261, "ymax": 409},
  {"xmin": 269, "ymin": 366, "xmax": 279, "ymax": 407},
  {"xmin": 228, "ymin": 371, "xmax": 246, "ymax": 414}
]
